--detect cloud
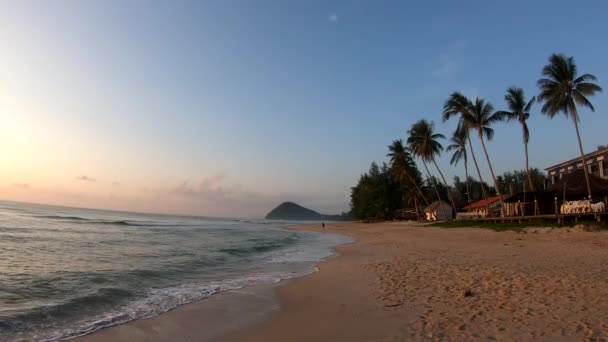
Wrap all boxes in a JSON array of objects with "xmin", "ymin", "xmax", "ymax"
[
  {"xmin": 170, "ymin": 172, "xmax": 239, "ymax": 200},
  {"xmin": 112, "ymin": 181, "xmax": 121, "ymax": 186},
  {"xmin": 76, "ymin": 175, "xmax": 96, "ymax": 182},
  {"xmin": 164, "ymin": 172, "xmax": 348, "ymax": 218},
  {"xmin": 431, "ymin": 41, "xmax": 465, "ymax": 79},
  {"xmin": 328, "ymin": 13, "xmax": 338, "ymax": 22},
  {"xmin": 2, "ymin": 173, "xmax": 349, "ymax": 219},
  {"xmin": 12, "ymin": 182, "xmax": 31, "ymax": 190}
]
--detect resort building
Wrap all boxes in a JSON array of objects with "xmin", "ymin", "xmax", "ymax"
[
  {"xmin": 546, "ymin": 145, "xmax": 608, "ymax": 185},
  {"xmin": 461, "ymin": 195, "xmax": 505, "ymax": 218}
]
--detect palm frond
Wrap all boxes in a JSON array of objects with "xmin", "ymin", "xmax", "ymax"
[
  {"xmin": 442, "ymin": 92, "xmax": 472, "ymax": 122},
  {"xmin": 483, "ymin": 126, "xmax": 494, "ymax": 140},
  {"xmin": 572, "ymin": 90, "xmax": 596, "ymax": 111},
  {"xmin": 576, "ymin": 82, "xmax": 603, "ymax": 95},
  {"xmin": 524, "ymin": 96, "xmax": 536, "ymax": 113},
  {"xmin": 574, "ymin": 73, "xmax": 598, "ymax": 84}
]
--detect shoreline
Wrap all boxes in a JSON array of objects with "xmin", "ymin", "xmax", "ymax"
[
  {"xmin": 71, "ymin": 222, "xmax": 353, "ymax": 342},
  {"xmin": 222, "ymin": 222, "xmax": 608, "ymax": 341},
  {"xmin": 76, "ymin": 221, "xmax": 608, "ymax": 341}
]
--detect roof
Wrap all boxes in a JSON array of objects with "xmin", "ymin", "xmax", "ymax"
[
  {"xmin": 462, "ymin": 195, "xmax": 505, "ymax": 210},
  {"xmin": 545, "ymin": 145, "xmax": 608, "ymax": 171},
  {"xmin": 546, "ymin": 169, "xmax": 608, "ymax": 196},
  {"xmin": 424, "ymin": 201, "xmax": 450, "ymax": 212}
]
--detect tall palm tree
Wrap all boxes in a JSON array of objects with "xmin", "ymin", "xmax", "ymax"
[
  {"xmin": 387, "ymin": 140, "xmax": 431, "ymax": 211},
  {"xmin": 443, "ymin": 92, "xmax": 488, "ymax": 202},
  {"xmin": 537, "ymin": 53, "xmax": 603, "ymax": 200},
  {"xmin": 461, "ymin": 98, "xmax": 505, "ymax": 216},
  {"xmin": 446, "ymin": 126, "xmax": 471, "ymax": 203},
  {"xmin": 495, "ymin": 87, "xmax": 536, "ymax": 192},
  {"xmin": 407, "ymin": 119, "xmax": 457, "ymax": 217}
]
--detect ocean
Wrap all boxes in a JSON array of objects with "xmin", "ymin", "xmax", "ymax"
[{"xmin": 0, "ymin": 201, "xmax": 351, "ymax": 341}]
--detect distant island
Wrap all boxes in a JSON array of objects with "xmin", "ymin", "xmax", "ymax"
[{"xmin": 265, "ymin": 202, "xmax": 350, "ymax": 221}]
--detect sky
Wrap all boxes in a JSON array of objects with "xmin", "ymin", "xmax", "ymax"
[{"xmin": 1, "ymin": 0, "xmax": 607, "ymax": 218}]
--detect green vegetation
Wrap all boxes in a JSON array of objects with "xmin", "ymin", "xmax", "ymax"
[
  {"xmin": 496, "ymin": 168, "xmax": 545, "ymax": 195},
  {"xmin": 429, "ymin": 219, "xmax": 567, "ymax": 232},
  {"xmin": 349, "ymin": 53, "xmax": 602, "ymax": 223}
]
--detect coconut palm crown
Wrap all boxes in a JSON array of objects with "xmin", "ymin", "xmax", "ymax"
[
  {"xmin": 446, "ymin": 126, "xmax": 471, "ymax": 203},
  {"xmin": 407, "ymin": 119, "xmax": 445, "ymax": 161},
  {"xmin": 407, "ymin": 119, "xmax": 457, "ymax": 215},
  {"xmin": 461, "ymin": 97, "xmax": 506, "ymax": 215},
  {"xmin": 442, "ymin": 92, "xmax": 489, "ymax": 201},
  {"xmin": 537, "ymin": 53, "xmax": 602, "ymax": 199},
  {"xmin": 495, "ymin": 87, "xmax": 536, "ymax": 191},
  {"xmin": 387, "ymin": 139, "xmax": 430, "ymax": 208}
]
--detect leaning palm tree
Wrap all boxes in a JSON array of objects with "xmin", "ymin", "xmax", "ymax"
[
  {"xmin": 461, "ymin": 98, "xmax": 505, "ymax": 216},
  {"xmin": 407, "ymin": 119, "xmax": 457, "ymax": 217},
  {"xmin": 446, "ymin": 126, "xmax": 471, "ymax": 203},
  {"xmin": 495, "ymin": 87, "xmax": 536, "ymax": 192},
  {"xmin": 442, "ymin": 92, "xmax": 488, "ymax": 201},
  {"xmin": 387, "ymin": 140, "xmax": 431, "ymax": 209},
  {"xmin": 537, "ymin": 53, "xmax": 603, "ymax": 200}
]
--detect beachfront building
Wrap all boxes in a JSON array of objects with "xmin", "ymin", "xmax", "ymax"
[
  {"xmin": 546, "ymin": 145, "xmax": 608, "ymax": 185},
  {"xmin": 424, "ymin": 201, "xmax": 453, "ymax": 221},
  {"xmin": 460, "ymin": 195, "xmax": 504, "ymax": 218}
]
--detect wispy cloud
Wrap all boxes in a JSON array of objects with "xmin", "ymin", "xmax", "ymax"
[
  {"xmin": 76, "ymin": 175, "xmax": 96, "ymax": 182},
  {"xmin": 328, "ymin": 13, "xmax": 338, "ymax": 23},
  {"xmin": 12, "ymin": 182, "xmax": 31, "ymax": 190},
  {"xmin": 165, "ymin": 172, "xmax": 347, "ymax": 218},
  {"xmin": 431, "ymin": 41, "xmax": 465, "ymax": 79}
]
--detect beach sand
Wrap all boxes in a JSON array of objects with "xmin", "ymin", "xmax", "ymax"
[{"xmin": 76, "ymin": 222, "xmax": 608, "ymax": 341}]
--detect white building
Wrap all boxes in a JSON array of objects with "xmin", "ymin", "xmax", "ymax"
[{"xmin": 546, "ymin": 145, "xmax": 608, "ymax": 185}]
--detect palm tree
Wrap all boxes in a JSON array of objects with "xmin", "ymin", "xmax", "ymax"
[
  {"xmin": 443, "ymin": 92, "xmax": 488, "ymax": 202},
  {"xmin": 446, "ymin": 126, "xmax": 471, "ymax": 203},
  {"xmin": 461, "ymin": 98, "xmax": 505, "ymax": 216},
  {"xmin": 537, "ymin": 53, "xmax": 603, "ymax": 200},
  {"xmin": 387, "ymin": 140, "xmax": 431, "ymax": 211},
  {"xmin": 495, "ymin": 87, "xmax": 536, "ymax": 192},
  {"xmin": 407, "ymin": 119, "xmax": 457, "ymax": 217}
]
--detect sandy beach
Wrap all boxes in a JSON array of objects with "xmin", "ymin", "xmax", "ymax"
[{"xmin": 76, "ymin": 222, "xmax": 608, "ymax": 341}]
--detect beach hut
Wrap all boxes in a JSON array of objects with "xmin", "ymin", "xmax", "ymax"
[{"xmin": 424, "ymin": 201, "xmax": 452, "ymax": 221}]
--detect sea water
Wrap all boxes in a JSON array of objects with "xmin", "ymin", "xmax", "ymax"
[{"xmin": 0, "ymin": 201, "xmax": 351, "ymax": 341}]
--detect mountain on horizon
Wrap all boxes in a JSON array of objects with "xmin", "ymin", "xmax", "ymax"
[{"xmin": 265, "ymin": 202, "xmax": 341, "ymax": 221}]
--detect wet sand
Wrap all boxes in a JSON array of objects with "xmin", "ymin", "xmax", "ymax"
[{"xmin": 77, "ymin": 222, "xmax": 608, "ymax": 341}]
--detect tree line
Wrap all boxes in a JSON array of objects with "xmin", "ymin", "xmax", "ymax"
[{"xmin": 350, "ymin": 53, "xmax": 603, "ymax": 221}]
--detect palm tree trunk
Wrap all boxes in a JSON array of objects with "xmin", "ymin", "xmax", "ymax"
[
  {"xmin": 403, "ymin": 171, "xmax": 431, "ymax": 209},
  {"xmin": 478, "ymin": 132, "xmax": 504, "ymax": 217},
  {"xmin": 421, "ymin": 159, "xmax": 448, "ymax": 221},
  {"xmin": 467, "ymin": 135, "xmax": 488, "ymax": 201},
  {"xmin": 523, "ymin": 124, "xmax": 536, "ymax": 192},
  {"xmin": 572, "ymin": 111, "xmax": 592, "ymax": 200},
  {"xmin": 464, "ymin": 157, "xmax": 471, "ymax": 203},
  {"xmin": 431, "ymin": 157, "xmax": 457, "ymax": 216}
]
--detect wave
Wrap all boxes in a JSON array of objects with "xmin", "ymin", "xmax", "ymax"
[
  {"xmin": 32, "ymin": 271, "xmax": 316, "ymax": 342},
  {"xmin": 218, "ymin": 235, "xmax": 299, "ymax": 256},
  {"xmin": 30, "ymin": 215, "xmax": 191, "ymax": 228}
]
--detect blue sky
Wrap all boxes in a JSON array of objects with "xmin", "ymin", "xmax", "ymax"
[{"xmin": 0, "ymin": 0, "xmax": 607, "ymax": 217}]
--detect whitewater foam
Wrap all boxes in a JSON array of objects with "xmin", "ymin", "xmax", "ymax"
[{"xmin": 38, "ymin": 231, "xmax": 351, "ymax": 341}]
